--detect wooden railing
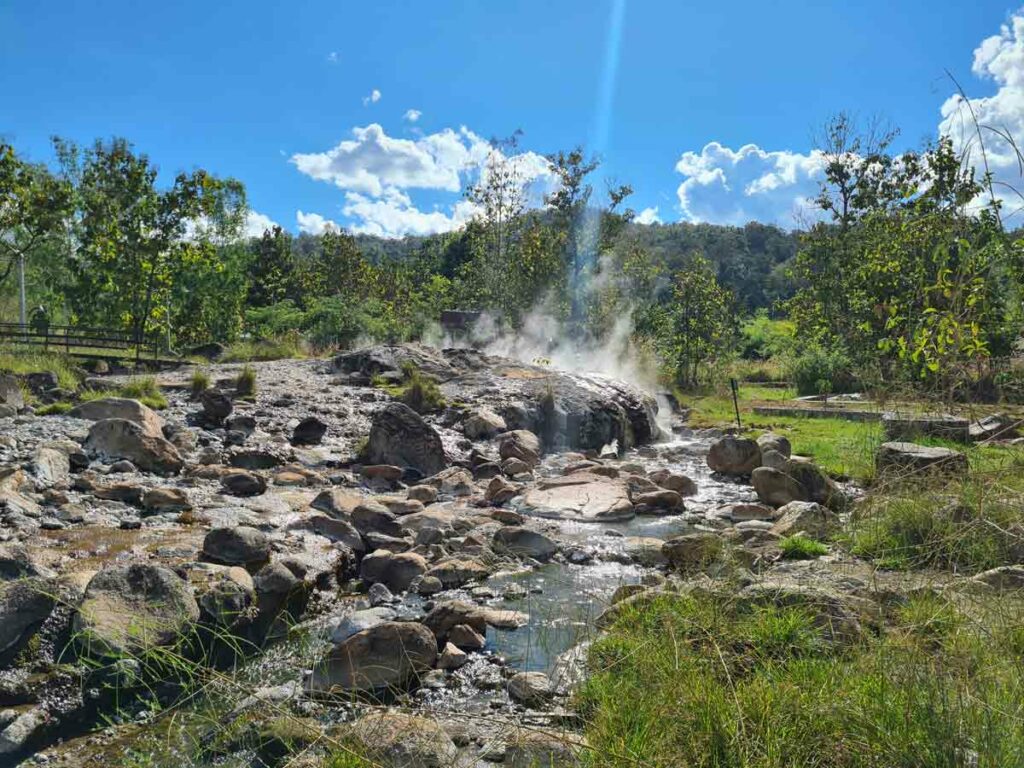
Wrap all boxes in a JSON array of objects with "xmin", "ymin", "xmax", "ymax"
[{"xmin": 0, "ymin": 323, "xmax": 164, "ymax": 360}]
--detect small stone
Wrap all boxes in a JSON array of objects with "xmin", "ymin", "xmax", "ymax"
[{"xmin": 438, "ymin": 641, "xmax": 469, "ymax": 670}]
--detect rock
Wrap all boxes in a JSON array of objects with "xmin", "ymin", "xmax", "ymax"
[
  {"xmin": 189, "ymin": 342, "xmax": 225, "ymax": 360},
  {"xmin": 422, "ymin": 600, "xmax": 487, "ymax": 641},
  {"xmin": 0, "ymin": 544, "xmax": 54, "ymax": 581},
  {"xmin": 74, "ymin": 564, "xmax": 199, "ymax": 658},
  {"xmin": 83, "ymin": 418, "xmax": 183, "ymax": 475},
  {"xmin": 306, "ymin": 622, "xmax": 437, "ymax": 694},
  {"xmin": 717, "ymin": 503, "xmax": 778, "ymax": 522},
  {"xmin": 759, "ymin": 448, "xmax": 790, "ymax": 471},
  {"xmin": 463, "ymin": 407, "xmax": 507, "ymax": 440},
  {"xmin": 200, "ymin": 389, "xmax": 233, "ymax": 423},
  {"xmin": 0, "ymin": 578, "xmax": 57, "ymax": 663},
  {"xmin": 426, "ymin": 467, "xmax": 474, "ymax": 496},
  {"xmin": 502, "ymin": 457, "xmax": 532, "ymax": 476},
  {"xmin": 518, "ymin": 472, "xmax": 633, "ymax": 522},
  {"xmin": 311, "ymin": 488, "xmax": 363, "ymax": 517},
  {"xmin": 202, "ymin": 526, "xmax": 271, "ymax": 568},
  {"xmin": 493, "ymin": 527, "xmax": 557, "ymax": 561},
  {"xmin": 296, "ymin": 514, "xmax": 365, "ymax": 553},
  {"xmin": 662, "ymin": 533, "xmax": 724, "ymax": 571},
  {"xmin": 498, "ymin": 430, "xmax": 542, "ymax": 466},
  {"xmin": 737, "ymin": 581, "xmax": 864, "ymax": 644},
  {"xmin": 190, "ymin": 564, "xmax": 255, "ymax": 630},
  {"xmin": 787, "ymin": 462, "xmax": 842, "ymax": 508},
  {"xmin": 770, "ymin": 501, "xmax": 840, "ymax": 539},
  {"xmin": 972, "ymin": 565, "xmax": 1024, "ymax": 591},
  {"xmin": 407, "ymin": 485, "xmax": 438, "ymax": 504},
  {"xmin": 0, "ymin": 375, "xmax": 24, "ymax": 409},
  {"xmin": 505, "ymin": 729, "xmax": 582, "ymax": 768},
  {"xmin": 32, "ymin": 446, "xmax": 70, "ymax": 486},
  {"xmin": 425, "ymin": 558, "xmax": 489, "ymax": 588},
  {"xmin": 142, "ymin": 487, "xmax": 191, "ymax": 514},
  {"xmin": 228, "ymin": 448, "xmax": 284, "ymax": 470},
  {"xmin": 883, "ymin": 413, "xmax": 970, "ymax": 443},
  {"xmin": 366, "ymin": 403, "xmax": 447, "ymax": 475},
  {"xmin": 351, "ymin": 501, "xmax": 404, "ymax": 537},
  {"xmin": 329, "ymin": 606, "xmax": 397, "ymax": 643},
  {"xmin": 707, "ymin": 436, "xmax": 761, "ymax": 475},
  {"xmin": 875, "ymin": 442, "xmax": 969, "ymax": 478},
  {"xmin": 757, "ymin": 432, "xmax": 792, "ymax": 458},
  {"xmin": 0, "ymin": 707, "xmax": 46, "ymax": 758},
  {"xmin": 623, "ymin": 536, "xmax": 668, "ymax": 566},
  {"xmin": 648, "ymin": 468, "xmax": 697, "ymax": 496},
  {"xmin": 291, "ymin": 416, "xmax": 327, "ymax": 445},
  {"xmin": 347, "ymin": 711, "xmax": 457, "ymax": 767},
  {"xmin": 507, "ymin": 671, "xmax": 553, "ymax": 706},
  {"xmin": 448, "ymin": 623, "xmax": 486, "ymax": 651},
  {"xmin": 970, "ymin": 414, "xmax": 1018, "ymax": 442},
  {"xmin": 438, "ymin": 642, "xmax": 469, "ymax": 670},
  {"xmin": 752, "ymin": 466, "xmax": 807, "ymax": 507},
  {"xmin": 220, "ymin": 469, "xmax": 267, "ymax": 497},
  {"xmin": 361, "ymin": 464, "xmax": 404, "ymax": 483},
  {"xmin": 109, "ymin": 459, "xmax": 137, "ymax": 473},
  {"xmin": 68, "ymin": 397, "xmax": 164, "ymax": 437},
  {"xmin": 360, "ymin": 550, "xmax": 428, "ymax": 592},
  {"xmin": 486, "ymin": 476, "xmax": 520, "ymax": 504},
  {"xmin": 224, "ymin": 414, "xmax": 256, "ymax": 438},
  {"xmin": 632, "ymin": 489, "xmax": 684, "ymax": 512}
]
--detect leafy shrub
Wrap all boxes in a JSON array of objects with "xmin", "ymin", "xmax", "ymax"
[
  {"xmin": 779, "ymin": 534, "xmax": 829, "ymax": 559},
  {"xmin": 786, "ymin": 343, "xmax": 856, "ymax": 395},
  {"xmin": 740, "ymin": 309, "xmax": 797, "ymax": 359},
  {"xmin": 236, "ymin": 364, "xmax": 257, "ymax": 398}
]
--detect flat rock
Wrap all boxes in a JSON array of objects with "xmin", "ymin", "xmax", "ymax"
[{"xmin": 517, "ymin": 472, "xmax": 634, "ymax": 522}]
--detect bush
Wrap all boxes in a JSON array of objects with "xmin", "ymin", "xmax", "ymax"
[
  {"xmin": 740, "ymin": 309, "xmax": 797, "ymax": 359},
  {"xmin": 396, "ymin": 361, "xmax": 445, "ymax": 414},
  {"xmin": 236, "ymin": 364, "xmax": 257, "ymax": 399},
  {"xmin": 786, "ymin": 344, "xmax": 856, "ymax": 396},
  {"xmin": 222, "ymin": 332, "xmax": 307, "ymax": 362}
]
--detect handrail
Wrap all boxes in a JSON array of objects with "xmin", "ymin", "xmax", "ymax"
[{"xmin": 0, "ymin": 323, "xmax": 166, "ymax": 361}]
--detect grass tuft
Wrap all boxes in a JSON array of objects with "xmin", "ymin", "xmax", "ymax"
[
  {"xmin": 779, "ymin": 534, "xmax": 829, "ymax": 560},
  {"xmin": 235, "ymin": 364, "xmax": 257, "ymax": 399}
]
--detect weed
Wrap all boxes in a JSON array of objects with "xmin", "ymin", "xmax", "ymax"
[{"xmin": 235, "ymin": 365, "xmax": 257, "ymax": 399}]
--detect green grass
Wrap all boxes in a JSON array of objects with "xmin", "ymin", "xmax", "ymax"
[
  {"xmin": 235, "ymin": 364, "xmax": 257, "ymax": 399},
  {"xmin": 779, "ymin": 534, "xmax": 829, "ymax": 559},
  {"xmin": 79, "ymin": 376, "xmax": 168, "ymax": 410},
  {"xmin": 36, "ymin": 401, "xmax": 73, "ymax": 415},
  {"xmin": 578, "ymin": 591, "xmax": 1024, "ymax": 768},
  {"xmin": 189, "ymin": 368, "xmax": 210, "ymax": 398},
  {"xmin": 0, "ymin": 349, "xmax": 81, "ymax": 390},
  {"xmin": 221, "ymin": 335, "xmax": 307, "ymax": 362},
  {"xmin": 372, "ymin": 361, "xmax": 446, "ymax": 414}
]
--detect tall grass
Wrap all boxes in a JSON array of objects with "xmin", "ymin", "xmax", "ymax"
[{"xmin": 0, "ymin": 349, "xmax": 81, "ymax": 390}]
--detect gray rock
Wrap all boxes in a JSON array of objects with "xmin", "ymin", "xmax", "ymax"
[
  {"xmin": 200, "ymin": 388, "xmax": 233, "ymax": 423},
  {"xmin": 83, "ymin": 418, "xmax": 183, "ymax": 476},
  {"xmin": 517, "ymin": 472, "xmax": 634, "ymax": 521},
  {"xmin": 507, "ymin": 671, "xmax": 553, "ymax": 706},
  {"xmin": 291, "ymin": 416, "xmax": 327, "ymax": 446},
  {"xmin": 68, "ymin": 397, "xmax": 164, "ymax": 437},
  {"xmin": 346, "ymin": 711, "xmax": 457, "ymax": 768},
  {"xmin": 498, "ymin": 430, "xmax": 542, "ymax": 466},
  {"xmin": 220, "ymin": 469, "xmax": 267, "ymax": 497},
  {"xmin": 32, "ymin": 446, "xmax": 70, "ymax": 486},
  {"xmin": 202, "ymin": 526, "xmax": 271, "ymax": 568},
  {"xmin": 366, "ymin": 403, "xmax": 447, "ymax": 475},
  {"xmin": 883, "ymin": 413, "xmax": 970, "ymax": 443},
  {"xmin": 307, "ymin": 621, "xmax": 437, "ymax": 694},
  {"xmin": 463, "ymin": 407, "xmax": 507, "ymax": 439},
  {"xmin": 876, "ymin": 441, "xmax": 969, "ymax": 478},
  {"xmin": 328, "ymin": 606, "xmax": 397, "ymax": 643},
  {"xmin": 770, "ymin": 501, "xmax": 840, "ymax": 539},
  {"xmin": 493, "ymin": 527, "xmax": 557, "ymax": 561},
  {"xmin": 707, "ymin": 436, "xmax": 761, "ymax": 475}
]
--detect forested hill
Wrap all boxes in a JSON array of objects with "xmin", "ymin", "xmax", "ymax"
[{"xmin": 347, "ymin": 219, "xmax": 800, "ymax": 313}]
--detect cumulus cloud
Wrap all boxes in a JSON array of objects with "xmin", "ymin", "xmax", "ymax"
[
  {"xmin": 292, "ymin": 123, "xmax": 557, "ymax": 237},
  {"xmin": 939, "ymin": 9, "xmax": 1024, "ymax": 218},
  {"xmin": 674, "ymin": 142, "xmax": 826, "ymax": 227},
  {"xmin": 404, "ymin": 109, "xmax": 422, "ymax": 122},
  {"xmin": 326, "ymin": 51, "xmax": 338, "ymax": 63},
  {"xmin": 635, "ymin": 206, "xmax": 662, "ymax": 225},
  {"xmin": 362, "ymin": 88, "xmax": 381, "ymax": 106},
  {"xmin": 244, "ymin": 211, "xmax": 278, "ymax": 238},
  {"xmin": 296, "ymin": 210, "xmax": 338, "ymax": 235}
]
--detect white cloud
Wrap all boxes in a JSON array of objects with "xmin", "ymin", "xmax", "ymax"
[
  {"xmin": 244, "ymin": 211, "xmax": 278, "ymax": 238},
  {"xmin": 342, "ymin": 188, "xmax": 478, "ymax": 238},
  {"xmin": 939, "ymin": 10, "xmax": 1024, "ymax": 218},
  {"xmin": 327, "ymin": 51, "xmax": 338, "ymax": 63},
  {"xmin": 296, "ymin": 210, "xmax": 338, "ymax": 235},
  {"xmin": 635, "ymin": 206, "xmax": 662, "ymax": 225},
  {"xmin": 362, "ymin": 88, "xmax": 381, "ymax": 106},
  {"xmin": 403, "ymin": 109, "xmax": 422, "ymax": 122},
  {"xmin": 674, "ymin": 142, "xmax": 826, "ymax": 227}
]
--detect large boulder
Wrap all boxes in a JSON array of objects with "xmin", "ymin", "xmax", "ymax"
[
  {"xmin": 493, "ymin": 527, "xmax": 557, "ymax": 561},
  {"xmin": 83, "ymin": 419, "xmax": 183, "ymax": 476},
  {"xmin": 291, "ymin": 416, "xmax": 327, "ymax": 446},
  {"xmin": 770, "ymin": 501, "xmax": 840, "ymax": 539},
  {"xmin": 882, "ymin": 413, "xmax": 970, "ymax": 443},
  {"xmin": 463, "ymin": 407, "xmax": 507, "ymax": 440},
  {"xmin": 498, "ymin": 430, "xmax": 542, "ymax": 467},
  {"xmin": 68, "ymin": 398, "xmax": 164, "ymax": 437},
  {"xmin": 707, "ymin": 436, "xmax": 761, "ymax": 475},
  {"xmin": 517, "ymin": 472, "xmax": 634, "ymax": 521},
  {"xmin": 752, "ymin": 466, "xmax": 807, "ymax": 507},
  {"xmin": 346, "ymin": 712, "xmax": 458, "ymax": 768},
  {"xmin": 32, "ymin": 446, "xmax": 70, "ymax": 486},
  {"xmin": 306, "ymin": 621, "xmax": 437, "ymax": 694},
  {"xmin": 0, "ymin": 578, "xmax": 58, "ymax": 665},
  {"xmin": 662, "ymin": 533, "xmax": 724, "ymax": 571},
  {"xmin": 74, "ymin": 564, "xmax": 200, "ymax": 658},
  {"xmin": 876, "ymin": 442, "xmax": 969, "ymax": 479},
  {"xmin": 365, "ymin": 403, "xmax": 447, "ymax": 476},
  {"xmin": 360, "ymin": 550, "xmax": 427, "ymax": 592},
  {"xmin": 202, "ymin": 526, "xmax": 271, "ymax": 568}
]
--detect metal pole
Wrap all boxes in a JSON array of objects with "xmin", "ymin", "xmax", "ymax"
[
  {"xmin": 730, "ymin": 378, "xmax": 742, "ymax": 430},
  {"xmin": 17, "ymin": 254, "xmax": 26, "ymax": 329}
]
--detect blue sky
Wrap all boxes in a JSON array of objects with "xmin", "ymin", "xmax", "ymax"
[{"xmin": 2, "ymin": 1, "xmax": 1023, "ymax": 236}]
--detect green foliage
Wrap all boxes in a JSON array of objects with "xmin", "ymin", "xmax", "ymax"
[
  {"xmin": 378, "ymin": 361, "xmax": 446, "ymax": 414},
  {"xmin": 779, "ymin": 534, "xmax": 829, "ymax": 559},
  {"xmin": 189, "ymin": 368, "xmax": 210, "ymax": 398},
  {"xmin": 578, "ymin": 591, "xmax": 1024, "ymax": 768},
  {"xmin": 235, "ymin": 364, "xmax": 256, "ymax": 398},
  {"xmin": 222, "ymin": 333, "xmax": 307, "ymax": 362},
  {"xmin": 35, "ymin": 401, "xmax": 73, "ymax": 415},
  {"xmin": 0, "ymin": 349, "xmax": 81, "ymax": 390},
  {"xmin": 785, "ymin": 343, "xmax": 855, "ymax": 396},
  {"xmin": 119, "ymin": 376, "xmax": 167, "ymax": 409},
  {"xmin": 739, "ymin": 310, "xmax": 796, "ymax": 359}
]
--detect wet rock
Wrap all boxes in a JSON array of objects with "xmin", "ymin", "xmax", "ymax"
[
  {"xmin": 83, "ymin": 418, "xmax": 183, "ymax": 475},
  {"xmin": 707, "ymin": 435, "xmax": 761, "ymax": 475},
  {"xmin": 366, "ymin": 402, "xmax": 447, "ymax": 476},
  {"xmin": 437, "ymin": 641, "xmax": 469, "ymax": 670},
  {"xmin": 142, "ymin": 487, "xmax": 191, "ymax": 514},
  {"xmin": 291, "ymin": 416, "xmax": 327, "ymax": 445},
  {"xmin": 623, "ymin": 536, "xmax": 668, "ymax": 566},
  {"xmin": 662, "ymin": 533, "xmax": 724, "ymax": 571},
  {"xmin": 648, "ymin": 468, "xmax": 697, "ymax": 496},
  {"xmin": 0, "ymin": 578, "xmax": 58, "ymax": 664},
  {"xmin": 422, "ymin": 600, "xmax": 487, "ymax": 640},
  {"xmin": 769, "ymin": 501, "xmax": 840, "ymax": 539},
  {"xmin": 493, "ymin": 527, "xmax": 557, "ymax": 561},
  {"xmin": 876, "ymin": 441, "xmax": 969, "ymax": 478},
  {"xmin": 632, "ymin": 489, "xmax": 684, "ymax": 513},
  {"xmin": 68, "ymin": 397, "xmax": 164, "ymax": 437},
  {"xmin": 220, "ymin": 469, "xmax": 267, "ymax": 497},
  {"xmin": 329, "ymin": 606, "xmax": 397, "ymax": 644},
  {"xmin": 346, "ymin": 711, "xmax": 457, "ymax": 767},
  {"xmin": 202, "ymin": 526, "xmax": 271, "ymax": 568},
  {"xmin": 448, "ymin": 623, "xmax": 486, "ymax": 651},
  {"xmin": 425, "ymin": 558, "xmax": 489, "ymax": 588},
  {"xmin": 486, "ymin": 476, "xmax": 520, "ymax": 504},
  {"xmin": 507, "ymin": 671, "xmax": 553, "ymax": 706},
  {"xmin": 518, "ymin": 472, "xmax": 633, "ymax": 522},
  {"xmin": 74, "ymin": 563, "xmax": 199, "ymax": 658},
  {"xmin": 200, "ymin": 389, "xmax": 233, "ymax": 423},
  {"xmin": 307, "ymin": 621, "xmax": 437, "ymax": 694},
  {"xmin": 498, "ymin": 430, "xmax": 542, "ymax": 466},
  {"xmin": 463, "ymin": 407, "xmax": 507, "ymax": 440},
  {"xmin": 360, "ymin": 550, "xmax": 428, "ymax": 592}
]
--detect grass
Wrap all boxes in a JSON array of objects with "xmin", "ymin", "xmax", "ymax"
[
  {"xmin": 221, "ymin": 335, "xmax": 307, "ymax": 362},
  {"xmin": 79, "ymin": 376, "xmax": 168, "ymax": 410},
  {"xmin": 189, "ymin": 368, "xmax": 210, "ymax": 398},
  {"xmin": 373, "ymin": 361, "xmax": 446, "ymax": 414},
  {"xmin": 0, "ymin": 349, "xmax": 81, "ymax": 390},
  {"xmin": 36, "ymin": 401, "xmax": 73, "ymax": 415},
  {"xmin": 578, "ymin": 591, "xmax": 1024, "ymax": 768},
  {"xmin": 235, "ymin": 364, "xmax": 257, "ymax": 399},
  {"xmin": 779, "ymin": 534, "xmax": 829, "ymax": 559}
]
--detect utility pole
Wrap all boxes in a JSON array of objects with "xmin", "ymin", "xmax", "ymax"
[{"xmin": 18, "ymin": 253, "xmax": 26, "ymax": 328}]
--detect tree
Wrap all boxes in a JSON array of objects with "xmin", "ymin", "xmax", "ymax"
[
  {"xmin": 55, "ymin": 137, "xmax": 246, "ymax": 357},
  {"xmin": 0, "ymin": 144, "xmax": 73, "ymax": 320},
  {"xmin": 246, "ymin": 226, "xmax": 298, "ymax": 308}
]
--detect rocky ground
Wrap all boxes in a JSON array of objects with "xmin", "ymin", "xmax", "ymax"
[{"xmin": 0, "ymin": 344, "xmax": 1006, "ymax": 767}]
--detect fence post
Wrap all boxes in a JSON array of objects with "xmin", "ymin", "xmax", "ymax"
[{"xmin": 730, "ymin": 378, "xmax": 742, "ymax": 430}]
